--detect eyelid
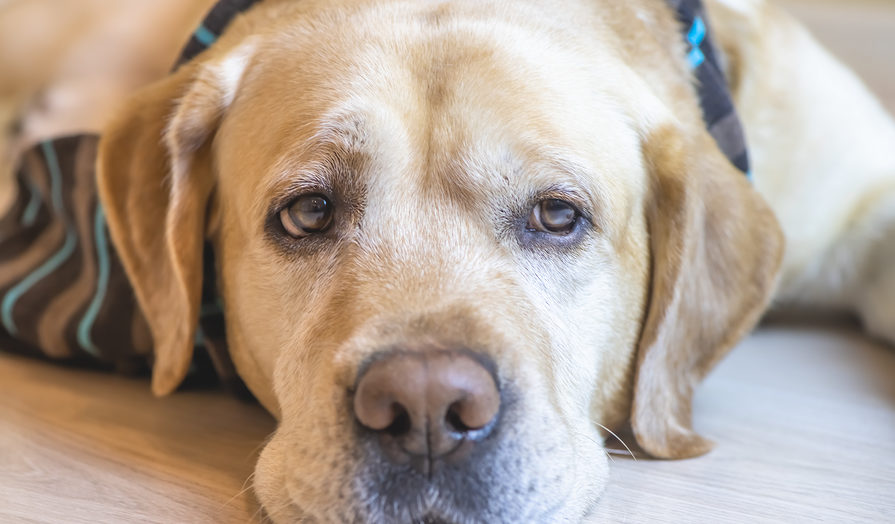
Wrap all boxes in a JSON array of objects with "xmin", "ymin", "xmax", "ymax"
[
  {"xmin": 268, "ymin": 184, "xmax": 335, "ymax": 223},
  {"xmin": 279, "ymin": 206, "xmax": 309, "ymax": 238},
  {"xmin": 530, "ymin": 188, "xmax": 592, "ymax": 223}
]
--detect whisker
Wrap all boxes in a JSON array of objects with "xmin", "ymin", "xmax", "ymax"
[
  {"xmin": 249, "ymin": 430, "xmax": 277, "ymax": 459},
  {"xmin": 251, "ymin": 495, "xmax": 287, "ymax": 523},
  {"xmin": 249, "ymin": 503, "xmax": 266, "ymax": 523},
  {"xmin": 594, "ymin": 422, "xmax": 637, "ymax": 461},
  {"xmin": 219, "ymin": 471, "xmax": 257, "ymax": 510},
  {"xmin": 220, "ymin": 429, "xmax": 278, "ymax": 515},
  {"xmin": 567, "ymin": 427, "xmax": 616, "ymax": 465}
]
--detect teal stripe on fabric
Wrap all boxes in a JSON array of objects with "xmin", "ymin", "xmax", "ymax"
[
  {"xmin": 200, "ymin": 301, "xmax": 223, "ymax": 317},
  {"xmin": 194, "ymin": 324, "xmax": 206, "ymax": 346},
  {"xmin": 2, "ymin": 141, "xmax": 77, "ymax": 336},
  {"xmin": 77, "ymin": 206, "xmax": 110, "ymax": 357},
  {"xmin": 194, "ymin": 24, "xmax": 217, "ymax": 46},
  {"xmin": 22, "ymin": 179, "xmax": 42, "ymax": 226},
  {"xmin": 1, "ymin": 233, "xmax": 77, "ymax": 336}
]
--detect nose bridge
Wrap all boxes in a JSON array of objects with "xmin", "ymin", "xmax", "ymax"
[
  {"xmin": 337, "ymin": 123, "xmax": 521, "ymax": 345},
  {"xmin": 355, "ymin": 208, "xmax": 499, "ymax": 309},
  {"xmin": 331, "ymin": 239, "xmax": 515, "ymax": 373}
]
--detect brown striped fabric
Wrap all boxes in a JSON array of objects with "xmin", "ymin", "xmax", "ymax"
[
  {"xmin": 0, "ymin": 0, "xmax": 259, "ymax": 392},
  {"xmin": 0, "ymin": 136, "xmax": 151, "ymax": 371},
  {"xmin": 0, "ymin": 136, "xmax": 242, "ymax": 389}
]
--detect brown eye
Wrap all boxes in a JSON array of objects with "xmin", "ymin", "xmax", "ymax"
[
  {"xmin": 279, "ymin": 194, "xmax": 333, "ymax": 237},
  {"xmin": 528, "ymin": 199, "xmax": 578, "ymax": 234}
]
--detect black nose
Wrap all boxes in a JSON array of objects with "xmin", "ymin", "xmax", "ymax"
[{"xmin": 353, "ymin": 349, "xmax": 501, "ymax": 476}]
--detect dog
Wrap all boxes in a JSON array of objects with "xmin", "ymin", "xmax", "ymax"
[{"xmin": 2, "ymin": 0, "xmax": 894, "ymax": 522}]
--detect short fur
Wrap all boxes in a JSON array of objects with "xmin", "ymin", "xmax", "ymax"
[{"xmin": 4, "ymin": 0, "xmax": 894, "ymax": 521}]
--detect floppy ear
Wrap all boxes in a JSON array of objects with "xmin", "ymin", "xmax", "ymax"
[
  {"xmin": 96, "ymin": 49, "xmax": 252, "ymax": 396},
  {"xmin": 631, "ymin": 126, "xmax": 783, "ymax": 459}
]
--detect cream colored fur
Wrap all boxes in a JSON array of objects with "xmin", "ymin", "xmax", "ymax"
[
  {"xmin": 2, "ymin": 0, "xmax": 893, "ymax": 522},
  {"xmin": 708, "ymin": 0, "xmax": 895, "ymax": 344}
]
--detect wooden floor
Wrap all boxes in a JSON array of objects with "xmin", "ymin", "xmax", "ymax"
[
  {"xmin": 596, "ymin": 320, "xmax": 895, "ymax": 522},
  {"xmin": 0, "ymin": 355, "xmax": 274, "ymax": 523},
  {"xmin": 2, "ymin": 1, "xmax": 895, "ymax": 522}
]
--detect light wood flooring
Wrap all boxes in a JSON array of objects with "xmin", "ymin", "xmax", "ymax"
[{"xmin": 2, "ymin": 1, "xmax": 895, "ymax": 522}]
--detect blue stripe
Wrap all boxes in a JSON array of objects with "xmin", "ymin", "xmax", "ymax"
[
  {"xmin": 686, "ymin": 17, "xmax": 707, "ymax": 69},
  {"xmin": 194, "ymin": 24, "xmax": 217, "ymax": 46},
  {"xmin": 200, "ymin": 301, "xmax": 223, "ymax": 317},
  {"xmin": 2, "ymin": 141, "xmax": 77, "ymax": 336},
  {"xmin": 22, "ymin": 179, "xmax": 43, "ymax": 226},
  {"xmin": 194, "ymin": 324, "xmax": 206, "ymax": 346},
  {"xmin": 687, "ymin": 17, "xmax": 706, "ymax": 47},
  {"xmin": 76, "ymin": 206, "xmax": 110, "ymax": 357},
  {"xmin": 688, "ymin": 47, "xmax": 705, "ymax": 68},
  {"xmin": 1, "ymin": 233, "xmax": 77, "ymax": 336}
]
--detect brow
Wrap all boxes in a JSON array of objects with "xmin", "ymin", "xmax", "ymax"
[
  {"xmin": 521, "ymin": 151, "xmax": 613, "ymax": 231},
  {"xmin": 264, "ymin": 122, "xmax": 370, "ymax": 206}
]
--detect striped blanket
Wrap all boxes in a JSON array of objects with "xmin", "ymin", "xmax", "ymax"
[
  {"xmin": 0, "ymin": 0, "xmax": 260, "ymax": 389},
  {"xmin": 0, "ymin": 0, "xmax": 748, "ymax": 389}
]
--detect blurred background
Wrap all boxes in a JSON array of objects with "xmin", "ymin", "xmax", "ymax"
[
  {"xmin": 0, "ymin": 0, "xmax": 892, "ymax": 144},
  {"xmin": 0, "ymin": 0, "xmax": 216, "ymax": 214},
  {"xmin": 0, "ymin": 0, "xmax": 215, "ymax": 155},
  {"xmin": 779, "ymin": 0, "xmax": 895, "ymax": 111}
]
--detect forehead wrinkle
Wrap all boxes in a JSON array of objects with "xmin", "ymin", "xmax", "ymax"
[
  {"xmin": 262, "ymin": 118, "xmax": 370, "ymax": 203},
  {"xmin": 403, "ymin": 38, "xmax": 615, "ymax": 216},
  {"xmin": 448, "ymin": 142, "xmax": 615, "ymax": 235},
  {"xmin": 535, "ymin": 153, "xmax": 613, "ymax": 224}
]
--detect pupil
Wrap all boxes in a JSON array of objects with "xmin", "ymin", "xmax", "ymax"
[
  {"xmin": 303, "ymin": 197, "xmax": 324, "ymax": 214},
  {"xmin": 295, "ymin": 196, "xmax": 329, "ymax": 229},
  {"xmin": 542, "ymin": 200, "xmax": 574, "ymax": 227}
]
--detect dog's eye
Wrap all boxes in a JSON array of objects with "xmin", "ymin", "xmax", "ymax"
[
  {"xmin": 528, "ymin": 199, "xmax": 578, "ymax": 234},
  {"xmin": 279, "ymin": 194, "xmax": 333, "ymax": 237}
]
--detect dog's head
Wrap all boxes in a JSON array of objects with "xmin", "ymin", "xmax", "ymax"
[{"xmin": 97, "ymin": 1, "xmax": 782, "ymax": 521}]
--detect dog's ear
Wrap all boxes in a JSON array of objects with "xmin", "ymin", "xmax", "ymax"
[
  {"xmin": 631, "ymin": 125, "xmax": 783, "ymax": 459},
  {"xmin": 97, "ymin": 47, "xmax": 253, "ymax": 396}
]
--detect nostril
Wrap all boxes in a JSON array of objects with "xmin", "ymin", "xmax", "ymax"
[
  {"xmin": 445, "ymin": 402, "xmax": 473, "ymax": 434},
  {"xmin": 444, "ymin": 402, "xmax": 476, "ymax": 433},
  {"xmin": 385, "ymin": 403, "xmax": 412, "ymax": 436},
  {"xmin": 444, "ymin": 394, "xmax": 500, "ymax": 437},
  {"xmin": 353, "ymin": 356, "xmax": 425, "ymax": 432}
]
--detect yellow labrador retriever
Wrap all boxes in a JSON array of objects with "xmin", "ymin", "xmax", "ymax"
[{"xmin": 6, "ymin": 0, "xmax": 895, "ymax": 521}]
